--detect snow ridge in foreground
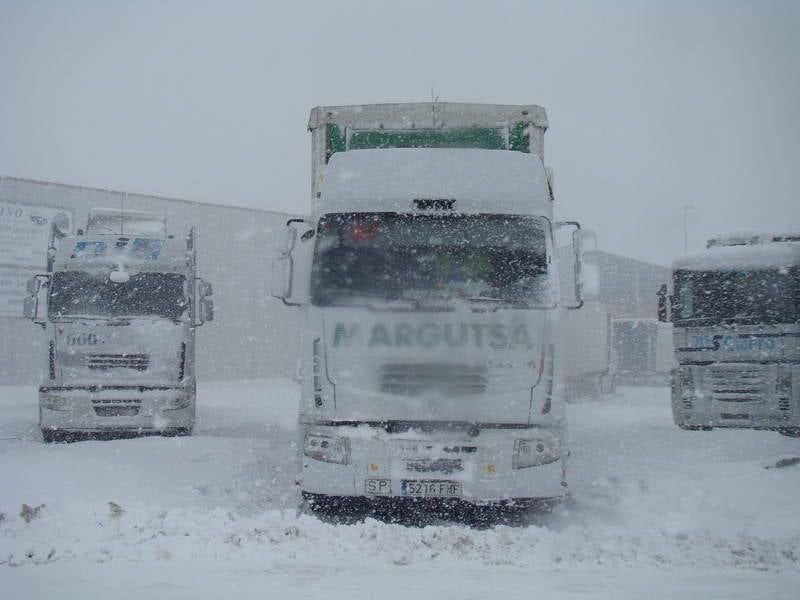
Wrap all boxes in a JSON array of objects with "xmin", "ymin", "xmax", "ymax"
[{"xmin": 2, "ymin": 503, "xmax": 798, "ymax": 572}]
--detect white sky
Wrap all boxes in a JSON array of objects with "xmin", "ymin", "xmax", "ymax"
[{"xmin": 1, "ymin": 0, "xmax": 798, "ymax": 265}]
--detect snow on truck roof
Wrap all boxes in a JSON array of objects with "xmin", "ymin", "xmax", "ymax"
[
  {"xmin": 706, "ymin": 231, "xmax": 800, "ymax": 248},
  {"xmin": 308, "ymin": 103, "xmax": 548, "ymax": 130},
  {"xmin": 53, "ymin": 233, "xmax": 191, "ymax": 273},
  {"xmin": 673, "ymin": 241, "xmax": 800, "ymax": 271},
  {"xmin": 319, "ymin": 148, "xmax": 551, "ymax": 217}
]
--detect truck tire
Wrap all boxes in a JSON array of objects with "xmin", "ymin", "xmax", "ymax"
[
  {"xmin": 41, "ymin": 429, "xmax": 63, "ymax": 443},
  {"xmin": 678, "ymin": 423, "xmax": 712, "ymax": 431},
  {"xmin": 163, "ymin": 427, "xmax": 193, "ymax": 437}
]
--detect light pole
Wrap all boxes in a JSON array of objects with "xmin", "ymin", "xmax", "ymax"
[{"xmin": 681, "ymin": 204, "xmax": 693, "ymax": 253}]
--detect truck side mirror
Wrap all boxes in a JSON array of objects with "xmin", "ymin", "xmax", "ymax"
[
  {"xmin": 582, "ymin": 258, "xmax": 600, "ymax": 301},
  {"xmin": 555, "ymin": 221, "xmax": 584, "ymax": 310},
  {"xmin": 23, "ymin": 295, "xmax": 36, "ymax": 319},
  {"xmin": 24, "ymin": 274, "xmax": 49, "ymax": 325},
  {"xmin": 271, "ymin": 219, "xmax": 311, "ymax": 306},
  {"xmin": 199, "ymin": 298, "xmax": 214, "ymax": 323},
  {"xmin": 26, "ymin": 277, "xmax": 39, "ymax": 295},
  {"xmin": 271, "ymin": 254, "xmax": 293, "ymax": 299},
  {"xmin": 657, "ymin": 284, "xmax": 669, "ymax": 322},
  {"xmin": 275, "ymin": 224, "xmax": 298, "ymax": 254},
  {"xmin": 194, "ymin": 279, "xmax": 214, "ymax": 326},
  {"xmin": 578, "ymin": 229, "xmax": 599, "ymax": 301}
]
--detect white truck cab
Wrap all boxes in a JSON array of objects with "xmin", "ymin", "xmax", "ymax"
[
  {"xmin": 659, "ymin": 233, "xmax": 800, "ymax": 436},
  {"xmin": 273, "ymin": 103, "xmax": 584, "ymax": 519},
  {"xmin": 25, "ymin": 209, "xmax": 214, "ymax": 442}
]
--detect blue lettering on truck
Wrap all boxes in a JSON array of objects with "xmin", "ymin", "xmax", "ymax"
[{"xmin": 690, "ymin": 335, "xmax": 776, "ymax": 352}]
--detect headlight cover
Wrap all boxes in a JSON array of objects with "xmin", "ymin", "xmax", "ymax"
[
  {"xmin": 163, "ymin": 396, "xmax": 192, "ymax": 411},
  {"xmin": 513, "ymin": 436, "xmax": 561, "ymax": 469},
  {"xmin": 304, "ymin": 433, "xmax": 350, "ymax": 465},
  {"xmin": 41, "ymin": 395, "xmax": 69, "ymax": 411}
]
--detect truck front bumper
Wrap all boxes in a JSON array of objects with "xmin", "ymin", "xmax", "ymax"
[
  {"xmin": 300, "ymin": 424, "xmax": 567, "ymax": 508},
  {"xmin": 39, "ymin": 384, "xmax": 195, "ymax": 434}
]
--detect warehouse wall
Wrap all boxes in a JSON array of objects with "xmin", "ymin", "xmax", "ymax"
[{"xmin": 0, "ymin": 176, "xmax": 304, "ymax": 384}]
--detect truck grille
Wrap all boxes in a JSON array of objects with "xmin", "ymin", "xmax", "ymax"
[
  {"xmin": 779, "ymin": 398, "xmax": 791, "ymax": 417},
  {"xmin": 87, "ymin": 354, "xmax": 149, "ymax": 371},
  {"xmin": 705, "ymin": 365, "xmax": 766, "ymax": 403},
  {"xmin": 92, "ymin": 398, "xmax": 142, "ymax": 417},
  {"xmin": 379, "ymin": 363, "xmax": 488, "ymax": 396}
]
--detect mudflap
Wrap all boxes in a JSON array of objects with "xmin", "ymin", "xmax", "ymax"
[
  {"xmin": 300, "ymin": 492, "xmax": 565, "ymax": 527},
  {"xmin": 41, "ymin": 427, "xmax": 192, "ymax": 443}
]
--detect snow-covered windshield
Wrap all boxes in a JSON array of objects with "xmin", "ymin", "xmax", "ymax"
[
  {"xmin": 48, "ymin": 271, "xmax": 188, "ymax": 321},
  {"xmin": 673, "ymin": 267, "xmax": 799, "ymax": 325},
  {"xmin": 310, "ymin": 213, "xmax": 553, "ymax": 309}
]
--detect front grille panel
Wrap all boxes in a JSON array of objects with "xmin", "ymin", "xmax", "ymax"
[
  {"xmin": 706, "ymin": 365, "xmax": 767, "ymax": 403},
  {"xmin": 87, "ymin": 354, "xmax": 150, "ymax": 371},
  {"xmin": 405, "ymin": 458, "xmax": 463, "ymax": 474},
  {"xmin": 380, "ymin": 363, "xmax": 488, "ymax": 396}
]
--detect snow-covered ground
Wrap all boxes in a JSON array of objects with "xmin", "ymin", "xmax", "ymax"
[{"xmin": 1, "ymin": 381, "xmax": 799, "ymax": 599}]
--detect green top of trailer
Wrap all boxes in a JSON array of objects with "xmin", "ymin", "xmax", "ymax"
[{"xmin": 308, "ymin": 102, "xmax": 548, "ymax": 158}]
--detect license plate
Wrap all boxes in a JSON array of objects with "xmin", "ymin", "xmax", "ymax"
[
  {"xmin": 400, "ymin": 480, "xmax": 462, "ymax": 498},
  {"xmin": 365, "ymin": 478, "xmax": 391, "ymax": 495},
  {"xmin": 720, "ymin": 413, "xmax": 750, "ymax": 420}
]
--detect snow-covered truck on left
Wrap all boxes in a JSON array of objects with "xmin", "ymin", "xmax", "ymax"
[{"xmin": 24, "ymin": 209, "xmax": 214, "ymax": 442}]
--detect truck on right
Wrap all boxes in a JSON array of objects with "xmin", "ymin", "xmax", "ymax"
[{"xmin": 658, "ymin": 232, "xmax": 800, "ymax": 436}]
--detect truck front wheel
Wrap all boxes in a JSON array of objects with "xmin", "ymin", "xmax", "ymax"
[
  {"xmin": 41, "ymin": 429, "xmax": 64, "ymax": 443},
  {"xmin": 163, "ymin": 427, "xmax": 193, "ymax": 437},
  {"xmin": 677, "ymin": 423, "xmax": 712, "ymax": 431}
]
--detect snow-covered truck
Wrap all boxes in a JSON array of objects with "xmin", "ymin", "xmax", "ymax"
[
  {"xmin": 659, "ymin": 232, "xmax": 800, "ymax": 436},
  {"xmin": 272, "ymin": 103, "xmax": 584, "ymax": 516},
  {"xmin": 611, "ymin": 318, "xmax": 674, "ymax": 385},
  {"xmin": 24, "ymin": 208, "xmax": 214, "ymax": 442},
  {"xmin": 560, "ymin": 300, "xmax": 614, "ymax": 399}
]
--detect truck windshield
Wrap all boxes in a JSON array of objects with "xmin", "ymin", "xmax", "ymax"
[
  {"xmin": 311, "ymin": 213, "xmax": 553, "ymax": 309},
  {"xmin": 48, "ymin": 272, "xmax": 188, "ymax": 321},
  {"xmin": 673, "ymin": 268, "xmax": 799, "ymax": 325}
]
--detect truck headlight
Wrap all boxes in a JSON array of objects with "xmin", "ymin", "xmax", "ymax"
[
  {"xmin": 513, "ymin": 437, "xmax": 561, "ymax": 469},
  {"xmin": 679, "ymin": 367, "xmax": 693, "ymax": 394},
  {"xmin": 163, "ymin": 396, "xmax": 191, "ymax": 411},
  {"xmin": 42, "ymin": 395, "xmax": 68, "ymax": 411},
  {"xmin": 304, "ymin": 433, "xmax": 349, "ymax": 465}
]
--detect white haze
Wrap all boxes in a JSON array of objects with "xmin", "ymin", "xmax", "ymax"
[{"xmin": 0, "ymin": 0, "xmax": 799, "ymax": 264}]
